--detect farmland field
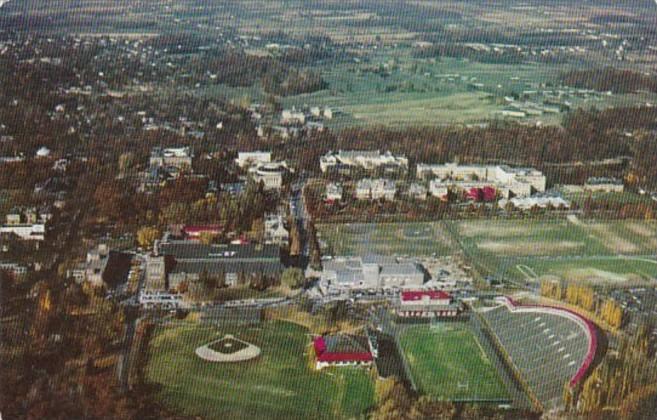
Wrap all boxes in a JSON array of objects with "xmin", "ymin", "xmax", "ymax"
[
  {"xmin": 399, "ymin": 324, "xmax": 510, "ymax": 401},
  {"xmin": 317, "ymin": 222, "xmax": 456, "ymax": 256},
  {"xmin": 146, "ymin": 320, "xmax": 375, "ymax": 419}
]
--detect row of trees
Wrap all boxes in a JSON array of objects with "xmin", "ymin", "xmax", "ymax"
[
  {"xmin": 561, "ymin": 68, "xmax": 657, "ymax": 94},
  {"xmin": 371, "ymin": 377, "xmax": 538, "ymax": 420},
  {"xmin": 540, "ymin": 281, "xmax": 624, "ymax": 329},
  {"xmin": 567, "ymin": 323, "xmax": 656, "ymax": 418}
]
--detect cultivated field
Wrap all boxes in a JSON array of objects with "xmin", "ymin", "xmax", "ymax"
[
  {"xmin": 317, "ymin": 222, "xmax": 455, "ymax": 257},
  {"xmin": 146, "ymin": 320, "xmax": 375, "ymax": 419},
  {"xmin": 399, "ymin": 324, "xmax": 510, "ymax": 401}
]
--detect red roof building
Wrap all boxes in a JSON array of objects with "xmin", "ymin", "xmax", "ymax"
[
  {"xmin": 397, "ymin": 289, "xmax": 461, "ymax": 319},
  {"xmin": 313, "ymin": 334, "xmax": 373, "ymax": 369},
  {"xmin": 183, "ymin": 225, "xmax": 223, "ymax": 239}
]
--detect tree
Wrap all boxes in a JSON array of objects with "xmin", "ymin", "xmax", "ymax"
[
  {"xmin": 281, "ymin": 268, "xmax": 305, "ymax": 289},
  {"xmin": 136, "ymin": 226, "xmax": 160, "ymax": 249}
]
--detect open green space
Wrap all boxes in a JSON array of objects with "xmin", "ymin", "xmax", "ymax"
[
  {"xmin": 399, "ymin": 324, "xmax": 509, "ymax": 401},
  {"xmin": 500, "ymin": 256, "xmax": 657, "ymax": 285},
  {"xmin": 448, "ymin": 219, "xmax": 657, "ymax": 282},
  {"xmin": 317, "ymin": 222, "xmax": 455, "ymax": 257},
  {"xmin": 146, "ymin": 320, "xmax": 375, "ymax": 419}
]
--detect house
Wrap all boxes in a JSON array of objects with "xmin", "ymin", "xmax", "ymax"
[
  {"xmin": 407, "ymin": 183, "xmax": 427, "ymax": 200},
  {"xmin": 235, "ymin": 151, "xmax": 272, "ymax": 168},
  {"xmin": 355, "ymin": 179, "xmax": 396, "ymax": 200},
  {"xmin": 147, "ymin": 239, "xmax": 284, "ymax": 292},
  {"xmin": 149, "ymin": 147, "xmax": 193, "ymax": 170},
  {"xmin": 584, "ymin": 177, "xmax": 624, "ymax": 193},
  {"xmin": 264, "ymin": 214, "xmax": 289, "ymax": 246},
  {"xmin": 313, "ymin": 332, "xmax": 374, "ymax": 369},
  {"xmin": 396, "ymin": 289, "xmax": 461, "ymax": 318},
  {"xmin": 319, "ymin": 256, "xmax": 425, "ymax": 295},
  {"xmin": 429, "ymin": 180, "xmax": 450, "ymax": 200},
  {"xmin": 325, "ymin": 182, "xmax": 343, "ymax": 202},
  {"xmin": 320, "ymin": 150, "xmax": 408, "ymax": 176}
]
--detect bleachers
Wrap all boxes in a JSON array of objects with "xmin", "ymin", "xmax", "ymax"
[{"xmin": 482, "ymin": 303, "xmax": 591, "ymax": 409}]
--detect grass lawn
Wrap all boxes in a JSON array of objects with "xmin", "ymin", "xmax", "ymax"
[
  {"xmin": 502, "ymin": 256, "xmax": 657, "ymax": 285},
  {"xmin": 399, "ymin": 324, "xmax": 509, "ymax": 401},
  {"xmin": 146, "ymin": 320, "xmax": 375, "ymax": 419},
  {"xmin": 318, "ymin": 222, "xmax": 455, "ymax": 257}
]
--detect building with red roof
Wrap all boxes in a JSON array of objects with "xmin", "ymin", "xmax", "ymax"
[
  {"xmin": 397, "ymin": 289, "xmax": 461, "ymax": 318},
  {"xmin": 183, "ymin": 225, "xmax": 223, "ymax": 239},
  {"xmin": 313, "ymin": 333, "xmax": 374, "ymax": 369}
]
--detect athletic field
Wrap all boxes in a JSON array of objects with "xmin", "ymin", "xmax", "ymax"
[
  {"xmin": 449, "ymin": 219, "xmax": 657, "ymax": 284},
  {"xmin": 146, "ymin": 320, "xmax": 374, "ymax": 419},
  {"xmin": 399, "ymin": 324, "xmax": 509, "ymax": 401},
  {"xmin": 317, "ymin": 222, "xmax": 455, "ymax": 256}
]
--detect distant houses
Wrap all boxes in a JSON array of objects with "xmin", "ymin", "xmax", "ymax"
[{"xmin": 0, "ymin": 207, "xmax": 51, "ymax": 242}]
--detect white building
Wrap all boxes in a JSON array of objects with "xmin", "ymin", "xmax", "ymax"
[
  {"xmin": 407, "ymin": 183, "xmax": 428, "ymax": 200},
  {"xmin": 249, "ymin": 162, "xmax": 288, "ymax": 191},
  {"xmin": 69, "ymin": 244, "xmax": 111, "ymax": 286},
  {"xmin": 355, "ymin": 179, "xmax": 396, "ymax": 200},
  {"xmin": 0, "ymin": 224, "xmax": 45, "ymax": 241},
  {"xmin": 320, "ymin": 150, "xmax": 408, "ymax": 174},
  {"xmin": 325, "ymin": 182, "xmax": 343, "ymax": 201},
  {"xmin": 264, "ymin": 214, "xmax": 289, "ymax": 246},
  {"xmin": 281, "ymin": 109, "xmax": 306, "ymax": 125},
  {"xmin": 320, "ymin": 256, "xmax": 425, "ymax": 295},
  {"xmin": 429, "ymin": 180, "xmax": 450, "ymax": 200},
  {"xmin": 417, "ymin": 162, "xmax": 546, "ymax": 198},
  {"xmin": 584, "ymin": 177, "xmax": 624, "ymax": 193},
  {"xmin": 499, "ymin": 195, "xmax": 571, "ymax": 210},
  {"xmin": 149, "ymin": 146, "xmax": 193, "ymax": 169},
  {"xmin": 235, "ymin": 151, "xmax": 272, "ymax": 168}
]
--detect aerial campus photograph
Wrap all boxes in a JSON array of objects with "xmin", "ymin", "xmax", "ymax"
[{"xmin": 1, "ymin": 1, "xmax": 657, "ymax": 420}]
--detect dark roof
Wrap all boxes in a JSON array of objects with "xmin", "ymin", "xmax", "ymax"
[
  {"xmin": 160, "ymin": 241, "xmax": 280, "ymax": 260},
  {"xmin": 160, "ymin": 241, "xmax": 283, "ymax": 274}
]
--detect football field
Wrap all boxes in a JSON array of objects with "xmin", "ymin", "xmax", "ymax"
[{"xmin": 399, "ymin": 324, "xmax": 510, "ymax": 401}]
